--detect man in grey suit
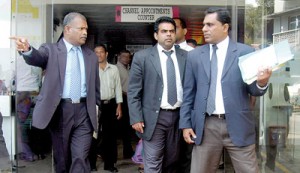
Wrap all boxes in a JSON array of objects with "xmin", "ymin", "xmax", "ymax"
[
  {"xmin": 180, "ymin": 8, "xmax": 272, "ymax": 173},
  {"xmin": 11, "ymin": 12, "xmax": 100, "ymax": 173},
  {"xmin": 128, "ymin": 16, "xmax": 187, "ymax": 173}
]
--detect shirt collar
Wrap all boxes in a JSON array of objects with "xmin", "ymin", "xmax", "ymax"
[
  {"xmin": 157, "ymin": 43, "xmax": 175, "ymax": 53},
  {"xmin": 63, "ymin": 38, "xmax": 82, "ymax": 53},
  {"xmin": 178, "ymin": 41, "xmax": 188, "ymax": 48},
  {"xmin": 210, "ymin": 36, "xmax": 229, "ymax": 51},
  {"xmin": 101, "ymin": 62, "xmax": 113, "ymax": 71}
]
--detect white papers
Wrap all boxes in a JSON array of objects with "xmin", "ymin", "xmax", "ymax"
[{"xmin": 238, "ymin": 40, "xmax": 294, "ymax": 84}]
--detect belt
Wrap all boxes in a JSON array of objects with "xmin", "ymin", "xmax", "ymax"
[
  {"xmin": 206, "ymin": 113, "xmax": 225, "ymax": 119},
  {"xmin": 101, "ymin": 98, "xmax": 115, "ymax": 104},
  {"xmin": 160, "ymin": 107, "xmax": 180, "ymax": 112},
  {"xmin": 61, "ymin": 97, "xmax": 86, "ymax": 104}
]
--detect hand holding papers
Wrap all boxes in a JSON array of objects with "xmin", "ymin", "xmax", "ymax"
[{"xmin": 238, "ymin": 40, "xmax": 294, "ymax": 84}]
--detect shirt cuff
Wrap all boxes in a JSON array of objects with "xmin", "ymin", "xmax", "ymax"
[
  {"xmin": 256, "ymin": 82, "xmax": 269, "ymax": 90},
  {"xmin": 21, "ymin": 46, "xmax": 32, "ymax": 56}
]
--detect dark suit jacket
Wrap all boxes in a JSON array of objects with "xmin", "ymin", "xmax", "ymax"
[
  {"xmin": 23, "ymin": 39, "xmax": 101, "ymax": 130},
  {"xmin": 179, "ymin": 39, "xmax": 267, "ymax": 147},
  {"xmin": 128, "ymin": 44, "xmax": 187, "ymax": 140}
]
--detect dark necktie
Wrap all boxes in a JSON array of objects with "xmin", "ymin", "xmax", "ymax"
[
  {"xmin": 69, "ymin": 46, "xmax": 81, "ymax": 101},
  {"xmin": 206, "ymin": 44, "xmax": 218, "ymax": 115},
  {"xmin": 163, "ymin": 50, "xmax": 177, "ymax": 106},
  {"xmin": 175, "ymin": 44, "xmax": 180, "ymax": 49}
]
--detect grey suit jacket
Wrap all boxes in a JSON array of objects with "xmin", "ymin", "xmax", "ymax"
[
  {"xmin": 128, "ymin": 44, "xmax": 187, "ymax": 140},
  {"xmin": 179, "ymin": 39, "xmax": 267, "ymax": 147},
  {"xmin": 23, "ymin": 39, "xmax": 101, "ymax": 130}
]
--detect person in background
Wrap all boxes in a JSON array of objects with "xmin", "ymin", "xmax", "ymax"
[
  {"xmin": 173, "ymin": 17, "xmax": 194, "ymax": 51},
  {"xmin": 186, "ymin": 39, "xmax": 197, "ymax": 48},
  {"xmin": 128, "ymin": 16, "xmax": 187, "ymax": 173},
  {"xmin": 172, "ymin": 17, "xmax": 194, "ymax": 173},
  {"xmin": 10, "ymin": 12, "xmax": 101, "ymax": 173},
  {"xmin": 116, "ymin": 49, "xmax": 134, "ymax": 159},
  {"xmin": 95, "ymin": 44, "xmax": 122, "ymax": 173},
  {"xmin": 16, "ymin": 57, "xmax": 42, "ymax": 162},
  {"xmin": 0, "ymin": 112, "xmax": 11, "ymax": 172},
  {"xmin": 180, "ymin": 7, "xmax": 272, "ymax": 173}
]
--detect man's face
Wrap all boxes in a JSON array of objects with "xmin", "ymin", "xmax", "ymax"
[
  {"xmin": 94, "ymin": 46, "xmax": 108, "ymax": 63},
  {"xmin": 154, "ymin": 22, "xmax": 176, "ymax": 50},
  {"xmin": 119, "ymin": 52, "xmax": 131, "ymax": 66},
  {"xmin": 174, "ymin": 19, "xmax": 186, "ymax": 43},
  {"xmin": 202, "ymin": 13, "xmax": 229, "ymax": 44},
  {"xmin": 65, "ymin": 16, "xmax": 88, "ymax": 46}
]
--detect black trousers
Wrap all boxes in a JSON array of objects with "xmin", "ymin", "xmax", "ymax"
[
  {"xmin": 100, "ymin": 98, "xmax": 118, "ymax": 168},
  {"xmin": 49, "ymin": 101, "xmax": 93, "ymax": 173},
  {"xmin": 118, "ymin": 94, "xmax": 134, "ymax": 158}
]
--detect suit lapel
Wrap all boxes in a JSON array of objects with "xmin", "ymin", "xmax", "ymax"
[
  {"xmin": 82, "ymin": 46, "xmax": 92, "ymax": 88},
  {"xmin": 149, "ymin": 45, "xmax": 163, "ymax": 80},
  {"xmin": 201, "ymin": 45, "xmax": 211, "ymax": 79},
  {"xmin": 222, "ymin": 39, "xmax": 238, "ymax": 78},
  {"xmin": 57, "ymin": 40, "xmax": 67, "ymax": 90},
  {"xmin": 176, "ymin": 49, "xmax": 185, "ymax": 82}
]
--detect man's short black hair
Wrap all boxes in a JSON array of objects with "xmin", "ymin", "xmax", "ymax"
[
  {"xmin": 154, "ymin": 16, "xmax": 176, "ymax": 33},
  {"xmin": 94, "ymin": 43, "xmax": 107, "ymax": 52},
  {"xmin": 173, "ymin": 17, "xmax": 187, "ymax": 29},
  {"xmin": 119, "ymin": 49, "xmax": 131, "ymax": 55},
  {"xmin": 186, "ymin": 39, "xmax": 197, "ymax": 47},
  {"xmin": 205, "ymin": 7, "xmax": 231, "ymax": 30}
]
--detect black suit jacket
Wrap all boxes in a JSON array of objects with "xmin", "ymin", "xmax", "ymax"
[
  {"xmin": 23, "ymin": 39, "xmax": 101, "ymax": 130},
  {"xmin": 128, "ymin": 44, "xmax": 187, "ymax": 140}
]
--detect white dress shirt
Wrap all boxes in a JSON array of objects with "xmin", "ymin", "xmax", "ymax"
[
  {"xmin": 178, "ymin": 40, "xmax": 194, "ymax": 51},
  {"xmin": 157, "ymin": 44, "xmax": 183, "ymax": 109},
  {"xmin": 211, "ymin": 36, "xmax": 229, "ymax": 114}
]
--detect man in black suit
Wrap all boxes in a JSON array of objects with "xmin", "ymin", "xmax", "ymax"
[
  {"xmin": 11, "ymin": 12, "xmax": 100, "ymax": 173},
  {"xmin": 128, "ymin": 16, "xmax": 187, "ymax": 173}
]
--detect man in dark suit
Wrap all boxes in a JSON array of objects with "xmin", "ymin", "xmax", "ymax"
[
  {"xmin": 180, "ymin": 7, "xmax": 272, "ymax": 173},
  {"xmin": 11, "ymin": 12, "xmax": 100, "ymax": 173},
  {"xmin": 128, "ymin": 16, "xmax": 187, "ymax": 173}
]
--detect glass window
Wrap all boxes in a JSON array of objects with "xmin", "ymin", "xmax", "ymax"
[{"xmin": 289, "ymin": 15, "xmax": 300, "ymax": 30}]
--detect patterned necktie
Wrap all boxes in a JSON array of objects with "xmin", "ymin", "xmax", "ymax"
[
  {"xmin": 69, "ymin": 46, "xmax": 81, "ymax": 101},
  {"xmin": 206, "ymin": 44, "xmax": 218, "ymax": 115},
  {"xmin": 163, "ymin": 50, "xmax": 177, "ymax": 106}
]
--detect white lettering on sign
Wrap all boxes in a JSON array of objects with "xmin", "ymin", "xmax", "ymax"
[{"xmin": 116, "ymin": 6, "xmax": 178, "ymax": 23}]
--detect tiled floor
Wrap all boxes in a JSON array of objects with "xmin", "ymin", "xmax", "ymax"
[{"xmin": 5, "ymin": 112, "xmax": 300, "ymax": 173}]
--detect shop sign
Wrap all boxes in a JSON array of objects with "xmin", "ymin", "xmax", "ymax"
[{"xmin": 115, "ymin": 6, "xmax": 179, "ymax": 22}]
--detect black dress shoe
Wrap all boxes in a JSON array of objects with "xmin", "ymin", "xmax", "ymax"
[{"xmin": 104, "ymin": 166, "xmax": 118, "ymax": 172}]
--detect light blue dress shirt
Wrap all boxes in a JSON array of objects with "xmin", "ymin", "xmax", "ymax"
[{"xmin": 62, "ymin": 39, "xmax": 87, "ymax": 98}]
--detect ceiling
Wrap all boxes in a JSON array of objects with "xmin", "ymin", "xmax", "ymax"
[{"xmin": 53, "ymin": 4, "xmax": 207, "ymax": 45}]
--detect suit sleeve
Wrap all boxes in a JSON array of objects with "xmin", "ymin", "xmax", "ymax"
[
  {"xmin": 22, "ymin": 44, "xmax": 49, "ymax": 70},
  {"xmin": 247, "ymin": 80, "xmax": 268, "ymax": 96},
  {"xmin": 180, "ymin": 52, "xmax": 197, "ymax": 129},
  {"xmin": 127, "ymin": 52, "xmax": 144, "ymax": 125}
]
